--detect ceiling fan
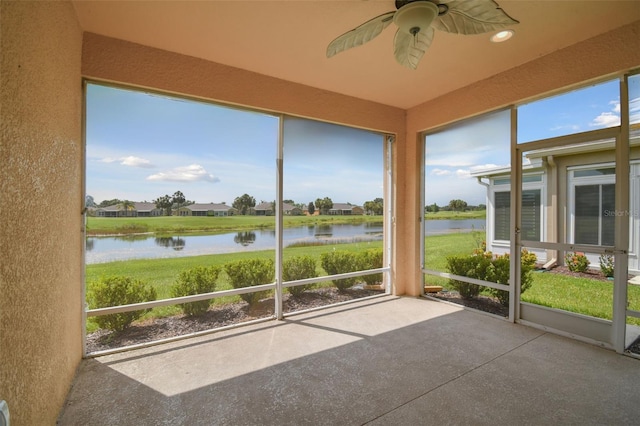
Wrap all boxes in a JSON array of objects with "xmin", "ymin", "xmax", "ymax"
[{"xmin": 326, "ymin": 0, "xmax": 519, "ymax": 70}]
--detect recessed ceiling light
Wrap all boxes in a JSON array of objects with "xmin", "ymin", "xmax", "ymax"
[{"xmin": 490, "ymin": 30, "xmax": 515, "ymax": 43}]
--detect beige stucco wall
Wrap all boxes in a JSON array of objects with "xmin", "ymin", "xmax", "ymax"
[
  {"xmin": 0, "ymin": 1, "xmax": 83, "ymax": 425},
  {"xmin": 404, "ymin": 20, "xmax": 640, "ymax": 295},
  {"xmin": 81, "ymin": 33, "xmax": 411, "ymax": 294}
]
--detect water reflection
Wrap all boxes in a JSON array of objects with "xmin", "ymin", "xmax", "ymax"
[
  {"xmin": 234, "ymin": 231, "xmax": 256, "ymax": 246},
  {"xmin": 155, "ymin": 236, "xmax": 186, "ymax": 251},
  {"xmin": 85, "ymin": 220, "xmax": 485, "ymax": 264},
  {"xmin": 114, "ymin": 234, "xmax": 152, "ymax": 242},
  {"xmin": 315, "ymin": 223, "xmax": 333, "ymax": 237}
]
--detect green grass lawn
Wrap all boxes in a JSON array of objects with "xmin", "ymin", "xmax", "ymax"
[
  {"xmin": 87, "ymin": 210, "xmax": 485, "ymax": 236},
  {"xmin": 423, "ymin": 230, "xmax": 484, "ymax": 287},
  {"xmin": 422, "ymin": 231, "xmax": 640, "ymax": 325},
  {"xmin": 523, "ymin": 272, "xmax": 640, "ymax": 325},
  {"xmin": 424, "ymin": 210, "xmax": 486, "ymax": 220},
  {"xmin": 86, "ymin": 227, "xmax": 640, "ymax": 332},
  {"xmin": 86, "ymin": 214, "xmax": 383, "ymax": 235}
]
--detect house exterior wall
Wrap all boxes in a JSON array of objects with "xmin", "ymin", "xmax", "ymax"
[
  {"xmin": 481, "ymin": 145, "xmax": 640, "ymax": 273},
  {"xmin": 552, "ymin": 146, "xmax": 640, "ymax": 271},
  {"xmin": 0, "ymin": 1, "xmax": 83, "ymax": 425},
  {"xmin": 406, "ymin": 20, "xmax": 640, "ymax": 295}
]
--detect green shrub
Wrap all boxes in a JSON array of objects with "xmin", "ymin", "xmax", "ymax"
[
  {"xmin": 446, "ymin": 249, "xmax": 537, "ymax": 306},
  {"xmin": 445, "ymin": 253, "xmax": 490, "ymax": 299},
  {"xmin": 224, "ymin": 258, "xmax": 274, "ymax": 306},
  {"xmin": 599, "ymin": 254, "xmax": 614, "ymax": 277},
  {"xmin": 320, "ymin": 251, "xmax": 359, "ymax": 292},
  {"xmin": 171, "ymin": 266, "xmax": 220, "ymax": 316},
  {"xmin": 283, "ymin": 255, "xmax": 317, "ymax": 296},
  {"xmin": 565, "ymin": 251, "xmax": 590, "ymax": 273},
  {"xmin": 87, "ymin": 276, "xmax": 157, "ymax": 332},
  {"xmin": 485, "ymin": 250, "xmax": 537, "ymax": 306},
  {"xmin": 359, "ymin": 249, "xmax": 384, "ymax": 285}
]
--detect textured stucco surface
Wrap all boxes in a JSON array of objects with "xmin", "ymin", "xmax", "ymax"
[{"xmin": 0, "ymin": 1, "xmax": 83, "ymax": 425}]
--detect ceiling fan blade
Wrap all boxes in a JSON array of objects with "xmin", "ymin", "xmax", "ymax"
[
  {"xmin": 327, "ymin": 11, "xmax": 396, "ymax": 58},
  {"xmin": 393, "ymin": 26, "xmax": 435, "ymax": 70},
  {"xmin": 432, "ymin": 0, "xmax": 519, "ymax": 35}
]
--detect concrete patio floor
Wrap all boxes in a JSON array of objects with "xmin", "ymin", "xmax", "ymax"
[{"xmin": 58, "ymin": 296, "xmax": 640, "ymax": 425}]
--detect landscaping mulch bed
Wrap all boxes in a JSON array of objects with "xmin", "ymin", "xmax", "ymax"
[
  {"xmin": 628, "ymin": 337, "xmax": 640, "ymax": 355},
  {"xmin": 545, "ymin": 265, "xmax": 624, "ymax": 282},
  {"xmin": 428, "ymin": 291, "xmax": 508, "ymax": 317},
  {"xmin": 86, "ymin": 287, "xmax": 382, "ymax": 353}
]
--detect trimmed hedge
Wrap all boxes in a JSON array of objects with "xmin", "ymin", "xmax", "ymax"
[
  {"xmin": 87, "ymin": 275, "xmax": 157, "ymax": 331},
  {"xmin": 446, "ymin": 249, "xmax": 537, "ymax": 306},
  {"xmin": 359, "ymin": 249, "xmax": 383, "ymax": 285},
  {"xmin": 171, "ymin": 266, "xmax": 220, "ymax": 316},
  {"xmin": 320, "ymin": 251, "xmax": 359, "ymax": 292},
  {"xmin": 224, "ymin": 258, "xmax": 274, "ymax": 306},
  {"xmin": 283, "ymin": 255, "xmax": 318, "ymax": 296}
]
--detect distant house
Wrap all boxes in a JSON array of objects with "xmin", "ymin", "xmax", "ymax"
[
  {"xmin": 253, "ymin": 202, "xmax": 302, "ymax": 216},
  {"xmin": 95, "ymin": 204, "xmax": 119, "ymax": 217},
  {"xmin": 472, "ymin": 129, "xmax": 640, "ymax": 273},
  {"xmin": 95, "ymin": 202, "xmax": 162, "ymax": 217},
  {"xmin": 254, "ymin": 202, "xmax": 274, "ymax": 216},
  {"xmin": 328, "ymin": 203, "xmax": 364, "ymax": 215},
  {"xmin": 283, "ymin": 203, "xmax": 303, "ymax": 216},
  {"xmin": 177, "ymin": 203, "xmax": 235, "ymax": 217},
  {"xmin": 135, "ymin": 202, "xmax": 163, "ymax": 217}
]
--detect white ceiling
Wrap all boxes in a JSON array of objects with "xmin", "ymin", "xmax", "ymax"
[{"xmin": 73, "ymin": 0, "xmax": 640, "ymax": 109}]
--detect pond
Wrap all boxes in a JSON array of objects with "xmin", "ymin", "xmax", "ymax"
[{"xmin": 85, "ymin": 219, "xmax": 485, "ymax": 264}]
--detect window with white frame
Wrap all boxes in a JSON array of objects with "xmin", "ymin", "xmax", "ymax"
[
  {"xmin": 569, "ymin": 165, "xmax": 615, "ymax": 246},
  {"xmin": 491, "ymin": 174, "xmax": 544, "ymax": 242}
]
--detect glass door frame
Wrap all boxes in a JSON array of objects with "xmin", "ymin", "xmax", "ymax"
[{"xmin": 512, "ymin": 76, "xmax": 631, "ymax": 353}]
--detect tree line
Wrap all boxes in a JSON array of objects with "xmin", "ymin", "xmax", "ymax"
[
  {"xmin": 87, "ymin": 192, "xmax": 385, "ymax": 216},
  {"xmin": 425, "ymin": 199, "xmax": 486, "ymax": 213}
]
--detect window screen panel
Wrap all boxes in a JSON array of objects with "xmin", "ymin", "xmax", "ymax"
[
  {"xmin": 521, "ymin": 189, "xmax": 541, "ymax": 241},
  {"xmin": 494, "ymin": 191, "xmax": 510, "ymax": 241},
  {"xmin": 575, "ymin": 185, "xmax": 600, "ymax": 245},
  {"xmin": 601, "ymin": 183, "xmax": 616, "ymax": 246}
]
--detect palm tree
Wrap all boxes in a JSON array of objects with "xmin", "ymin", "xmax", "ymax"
[{"xmin": 118, "ymin": 200, "xmax": 136, "ymax": 217}]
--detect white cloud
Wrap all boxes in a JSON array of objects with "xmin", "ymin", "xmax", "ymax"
[
  {"xmin": 456, "ymin": 169, "xmax": 471, "ymax": 179},
  {"xmin": 99, "ymin": 157, "xmax": 118, "ymax": 163},
  {"xmin": 590, "ymin": 100, "xmax": 621, "ymax": 128},
  {"xmin": 549, "ymin": 124, "xmax": 580, "ymax": 132},
  {"xmin": 430, "ymin": 168, "xmax": 451, "ymax": 176},
  {"xmin": 120, "ymin": 156, "xmax": 154, "ymax": 168},
  {"xmin": 630, "ymin": 96, "xmax": 640, "ymax": 124},
  {"xmin": 590, "ymin": 112, "xmax": 620, "ymax": 127},
  {"xmin": 146, "ymin": 164, "xmax": 220, "ymax": 183},
  {"xmin": 96, "ymin": 155, "xmax": 154, "ymax": 168},
  {"xmin": 610, "ymin": 100, "xmax": 621, "ymax": 113}
]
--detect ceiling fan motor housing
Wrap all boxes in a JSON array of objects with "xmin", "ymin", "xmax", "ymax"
[{"xmin": 393, "ymin": 1, "xmax": 439, "ymax": 35}]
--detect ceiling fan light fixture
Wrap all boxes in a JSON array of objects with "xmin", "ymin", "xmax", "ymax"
[
  {"xmin": 490, "ymin": 29, "xmax": 515, "ymax": 43},
  {"xmin": 393, "ymin": 1, "xmax": 439, "ymax": 35}
]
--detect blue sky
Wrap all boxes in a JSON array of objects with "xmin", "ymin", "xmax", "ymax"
[
  {"xmin": 87, "ymin": 77, "xmax": 639, "ymax": 208},
  {"xmin": 425, "ymin": 78, "xmax": 639, "ymax": 206},
  {"xmin": 86, "ymin": 84, "xmax": 383, "ymax": 206}
]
